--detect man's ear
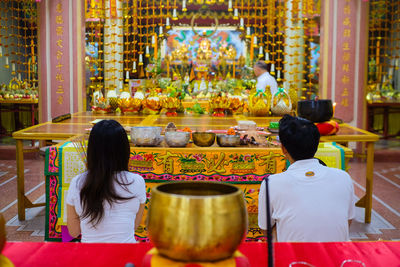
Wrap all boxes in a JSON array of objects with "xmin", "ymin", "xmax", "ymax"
[{"xmin": 281, "ymin": 144, "xmax": 287, "ymax": 155}]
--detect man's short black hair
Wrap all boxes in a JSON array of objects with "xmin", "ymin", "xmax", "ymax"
[{"xmin": 278, "ymin": 114, "xmax": 320, "ymax": 161}]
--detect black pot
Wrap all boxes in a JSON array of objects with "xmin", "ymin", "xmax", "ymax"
[{"xmin": 297, "ymin": 100, "xmax": 333, "ymax": 123}]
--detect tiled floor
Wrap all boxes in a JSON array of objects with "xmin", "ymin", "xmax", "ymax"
[{"xmin": 0, "ymin": 138, "xmax": 400, "ymax": 242}]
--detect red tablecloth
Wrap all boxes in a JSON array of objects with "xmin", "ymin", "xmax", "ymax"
[{"xmin": 3, "ymin": 241, "xmax": 400, "ymax": 267}]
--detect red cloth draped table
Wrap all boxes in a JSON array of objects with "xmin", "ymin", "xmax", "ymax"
[{"xmin": 3, "ymin": 241, "xmax": 400, "ymax": 267}]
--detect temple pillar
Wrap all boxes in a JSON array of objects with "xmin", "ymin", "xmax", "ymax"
[
  {"xmin": 320, "ymin": 0, "xmax": 369, "ymax": 128},
  {"xmin": 104, "ymin": 0, "xmax": 124, "ymax": 96},
  {"xmin": 284, "ymin": 0, "xmax": 305, "ymax": 94},
  {"xmin": 38, "ymin": 0, "xmax": 85, "ymax": 122}
]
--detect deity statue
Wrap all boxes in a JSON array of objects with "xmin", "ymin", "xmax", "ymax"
[
  {"xmin": 196, "ymin": 37, "xmax": 212, "ymax": 62},
  {"xmin": 171, "ymin": 42, "xmax": 190, "ymax": 62},
  {"xmin": 226, "ymin": 44, "xmax": 237, "ymax": 61}
]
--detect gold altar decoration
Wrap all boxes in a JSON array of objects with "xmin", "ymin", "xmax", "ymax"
[
  {"xmin": 270, "ymin": 88, "xmax": 292, "ymax": 116},
  {"xmin": 0, "ymin": 0, "xmax": 38, "ymax": 90},
  {"xmin": 209, "ymin": 95, "xmax": 231, "ymax": 116},
  {"xmin": 190, "ymin": 11, "xmax": 219, "ymax": 38},
  {"xmin": 83, "ymin": 0, "xmax": 321, "ymax": 104},
  {"xmin": 142, "ymin": 89, "xmax": 162, "ymax": 114},
  {"xmin": 92, "ymin": 97, "xmax": 111, "ymax": 114},
  {"xmin": 367, "ymin": 0, "xmax": 400, "ymax": 102},
  {"xmin": 161, "ymin": 96, "xmax": 180, "ymax": 116},
  {"xmin": 248, "ymin": 91, "xmax": 271, "ymax": 117},
  {"xmin": 118, "ymin": 98, "xmax": 142, "ymax": 114},
  {"xmin": 229, "ymin": 97, "xmax": 246, "ymax": 114}
]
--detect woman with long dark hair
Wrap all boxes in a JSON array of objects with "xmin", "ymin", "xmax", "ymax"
[{"xmin": 67, "ymin": 120, "xmax": 146, "ymax": 243}]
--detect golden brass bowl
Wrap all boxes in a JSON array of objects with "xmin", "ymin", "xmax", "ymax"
[
  {"xmin": 192, "ymin": 132, "xmax": 216, "ymax": 147},
  {"xmin": 147, "ymin": 181, "xmax": 248, "ymax": 262}
]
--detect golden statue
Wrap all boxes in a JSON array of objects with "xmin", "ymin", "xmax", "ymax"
[
  {"xmin": 226, "ymin": 44, "xmax": 237, "ymax": 61},
  {"xmin": 171, "ymin": 42, "xmax": 190, "ymax": 62},
  {"xmin": 196, "ymin": 38, "xmax": 212, "ymax": 62}
]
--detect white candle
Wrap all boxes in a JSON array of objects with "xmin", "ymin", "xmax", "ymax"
[
  {"xmin": 152, "ymin": 35, "xmax": 156, "ymax": 44},
  {"xmin": 126, "ymin": 70, "xmax": 129, "ymax": 80},
  {"xmin": 240, "ymin": 18, "xmax": 244, "ymax": 28},
  {"xmin": 265, "ymin": 52, "xmax": 269, "ymax": 61},
  {"xmin": 182, "ymin": 0, "xmax": 186, "ymax": 11},
  {"xmin": 5, "ymin": 56, "xmax": 9, "ymax": 65},
  {"xmin": 0, "ymin": 46, "xmax": 2, "ymax": 56},
  {"xmin": 253, "ymin": 36, "xmax": 257, "ymax": 45},
  {"xmin": 133, "ymin": 61, "xmax": 137, "ymax": 70},
  {"xmin": 259, "ymin": 46, "xmax": 263, "ymax": 55},
  {"xmin": 146, "ymin": 45, "xmax": 150, "ymax": 56},
  {"xmin": 159, "ymin": 26, "xmax": 163, "ymax": 35},
  {"xmin": 173, "ymin": 9, "xmax": 177, "ymax": 19},
  {"xmin": 12, "ymin": 63, "xmax": 15, "ymax": 72},
  {"xmin": 271, "ymin": 63, "xmax": 275, "ymax": 73},
  {"xmin": 139, "ymin": 54, "xmax": 143, "ymax": 63},
  {"xmin": 246, "ymin": 27, "xmax": 251, "ymax": 37},
  {"xmin": 228, "ymin": 0, "xmax": 232, "ymax": 11},
  {"xmin": 234, "ymin": 8, "xmax": 239, "ymax": 19},
  {"xmin": 161, "ymin": 39, "xmax": 166, "ymax": 59},
  {"xmin": 277, "ymin": 70, "xmax": 281, "ymax": 79},
  {"xmin": 166, "ymin": 17, "xmax": 170, "ymax": 27}
]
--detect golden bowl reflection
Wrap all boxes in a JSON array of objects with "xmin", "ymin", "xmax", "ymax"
[
  {"xmin": 147, "ymin": 181, "xmax": 248, "ymax": 262},
  {"xmin": 192, "ymin": 132, "xmax": 216, "ymax": 147}
]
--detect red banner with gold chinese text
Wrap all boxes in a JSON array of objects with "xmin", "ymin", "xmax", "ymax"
[
  {"xmin": 49, "ymin": 1, "xmax": 70, "ymax": 119},
  {"xmin": 334, "ymin": 0, "xmax": 357, "ymax": 122}
]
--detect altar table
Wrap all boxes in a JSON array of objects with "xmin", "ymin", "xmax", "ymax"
[
  {"xmin": 12, "ymin": 112, "xmax": 378, "ymax": 224},
  {"xmin": 3, "ymin": 241, "xmax": 400, "ymax": 267},
  {"xmin": 44, "ymin": 140, "xmax": 348, "ymax": 242},
  {"xmin": 367, "ymin": 102, "xmax": 400, "ymax": 139},
  {"xmin": 0, "ymin": 99, "xmax": 38, "ymax": 136}
]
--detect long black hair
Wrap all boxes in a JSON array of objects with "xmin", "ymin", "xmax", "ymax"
[{"xmin": 80, "ymin": 119, "xmax": 132, "ymax": 226}]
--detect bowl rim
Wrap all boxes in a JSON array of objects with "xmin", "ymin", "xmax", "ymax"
[
  {"xmin": 192, "ymin": 131, "xmax": 216, "ymax": 135},
  {"xmin": 165, "ymin": 131, "xmax": 190, "ymax": 136},
  {"xmin": 131, "ymin": 126, "xmax": 162, "ymax": 130},
  {"xmin": 152, "ymin": 181, "xmax": 241, "ymax": 199},
  {"xmin": 216, "ymin": 134, "xmax": 240, "ymax": 138}
]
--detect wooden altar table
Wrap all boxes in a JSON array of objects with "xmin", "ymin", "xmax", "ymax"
[
  {"xmin": 12, "ymin": 112, "xmax": 378, "ymax": 224},
  {"xmin": 367, "ymin": 102, "xmax": 400, "ymax": 139},
  {"xmin": 0, "ymin": 99, "xmax": 38, "ymax": 136}
]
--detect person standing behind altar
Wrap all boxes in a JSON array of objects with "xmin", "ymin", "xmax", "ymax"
[
  {"xmin": 258, "ymin": 115, "xmax": 356, "ymax": 242},
  {"xmin": 253, "ymin": 60, "xmax": 278, "ymax": 96},
  {"xmin": 67, "ymin": 120, "xmax": 146, "ymax": 243}
]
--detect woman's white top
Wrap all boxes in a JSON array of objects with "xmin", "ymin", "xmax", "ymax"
[{"xmin": 66, "ymin": 171, "xmax": 146, "ymax": 243}]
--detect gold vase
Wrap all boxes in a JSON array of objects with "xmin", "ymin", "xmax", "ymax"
[{"xmin": 147, "ymin": 181, "xmax": 248, "ymax": 262}]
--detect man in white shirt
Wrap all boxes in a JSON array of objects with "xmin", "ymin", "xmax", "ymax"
[
  {"xmin": 258, "ymin": 115, "xmax": 356, "ymax": 242},
  {"xmin": 254, "ymin": 61, "xmax": 278, "ymax": 96}
]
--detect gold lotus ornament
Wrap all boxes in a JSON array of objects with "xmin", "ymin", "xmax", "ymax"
[
  {"xmin": 162, "ymin": 97, "xmax": 180, "ymax": 116},
  {"xmin": 142, "ymin": 89, "xmax": 162, "ymax": 114},
  {"xmin": 118, "ymin": 98, "xmax": 142, "ymax": 114},
  {"xmin": 229, "ymin": 96, "xmax": 246, "ymax": 114},
  {"xmin": 209, "ymin": 95, "xmax": 231, "ymax": 117}
]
